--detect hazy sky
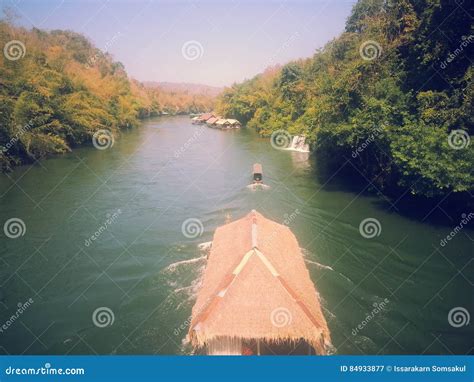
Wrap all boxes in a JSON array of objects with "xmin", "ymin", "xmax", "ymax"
[{"xmin": 5, "ymin": 0, "xmax": 356, "ymax": 86}]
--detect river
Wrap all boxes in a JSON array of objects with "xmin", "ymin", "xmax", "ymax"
[{"xmin": 0, "ymin": 116, "xmax": 472, "ymax": 355}]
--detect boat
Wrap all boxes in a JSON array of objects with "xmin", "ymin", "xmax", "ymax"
[
  {"xmin": 188, "ymin": 210, "xmax": 332, "ymax": 355},
  {"xmin": 206, "ymin": 117, "xmax": 219, "ymax": 127},
  {"xmin": 193, "ymin": 113, "xmax": 216, "ymax": 124},
  {"xmin": 253, "ymin": 163, "xmax": 263, "ymax": 184},
  {"xmin": 214, "ymin": 118, "xmax": 242, "ymax": 129}
]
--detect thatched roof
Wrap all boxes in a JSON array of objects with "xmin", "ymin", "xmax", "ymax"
[
  {"xmin": 226, "ymin": 118, "xmax": 241, "ymax": 125},
  {"xmin": 206, "ymin": 117, "xmax": 219, "ymax": 125},
  {"xmin": 215, "ymin": 119, "xmax": 228, "ymax": 125},
  {"xmin": 188, "ymin": 210, "xmax": 331, "ymax": 354},
  {"xmin": 198, "ymin": 113, "xmax": 214, "ymax": 121},
  {"xmin": 253, "ymin": 163, "xmax": 262, "ymax": 174}
]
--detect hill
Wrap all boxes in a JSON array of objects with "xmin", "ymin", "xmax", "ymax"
[
  {"xmin": 144, "ymin": 82, "xmax": 223, "ymax": 97},
  {"xmin": 0, "ymin": 20, "xmax": 216, "ymax": 170}
]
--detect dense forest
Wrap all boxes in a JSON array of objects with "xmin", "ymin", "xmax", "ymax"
[
  {"xmin": 217, "ymin": 0, "xmax": 473, "ymax": 201},
  {"xmin": 0, "ymin": 18, "xmax": 215, "ymax": 171}
]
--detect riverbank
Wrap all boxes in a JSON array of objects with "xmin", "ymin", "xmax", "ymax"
[
  {"xmin": 1, "ymin": 116, "xmax": 472, "ymax": 355},
  {"xmin": 0, "ymin": 22, "xmax": 216, "ymax": 172},
  {"xmin": 216, "ymin": 0, "xmax": 473, "ymax": 203}
]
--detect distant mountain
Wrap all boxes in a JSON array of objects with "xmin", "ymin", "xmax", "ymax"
[{"xmin": 144, "ymin": 82, "xmax": 223, "ymax": 97}]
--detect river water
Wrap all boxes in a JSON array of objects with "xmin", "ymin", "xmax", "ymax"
[{"xmin": 0, "ymin": 116, "xmax": 472, "ymax": 355}]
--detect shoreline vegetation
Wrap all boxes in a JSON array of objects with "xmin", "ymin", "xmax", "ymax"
[
  {"xmin": 216, "ymin": 0, "xmax": 473, "ymax": 206},
  {"xmin": 1, "ymin": 0, "xmax": 473, "ymax": 210},
  {"xmin": 0, "ymin": 18, "xmax": 215, "ymax": 171}
]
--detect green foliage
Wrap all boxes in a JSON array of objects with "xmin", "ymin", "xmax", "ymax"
[
  {"xmin": 217, "ymin": 0, "xmax": 473, "ymax": 199},
  {"xmin": 0, "ymin": 20, "xmax": 215, "ymax": 170}
]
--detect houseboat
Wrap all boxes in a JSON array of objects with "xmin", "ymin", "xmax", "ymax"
[
  {"xmin": 206, "ymin": 117, "xmax": 219, "ymax": 127},
  {"xmin": 193, "ymin": 113, "xmax": 215, "ymax": 124},
  {"xmin": 226, "ymin": 119, "xmax": 242, "ymax": 128},
  {"xmin": 188, "ymin": 210, "xmax": 332, "ymax": 355},
  {"xmin": 215, "ymin": 118, "xmax": 241, "ymax": 129},
  {"xmin": 193, "ymin": 113, "xmax": 242, "ymax": 129}
]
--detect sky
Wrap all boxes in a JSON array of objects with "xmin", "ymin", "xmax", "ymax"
[{"xmin": 3, "ymin": 0, "xmax": 356, "ymax": 87}]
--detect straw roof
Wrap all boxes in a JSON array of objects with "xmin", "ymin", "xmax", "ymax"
[
  {"xmin": 214, "ymin": 118, "xmax": 241, "ymax": 126},
  {"xmin": 226, "ymin": 119, "xmax": 241, "ymax": 125},
  {"xmin": 206, "ymin": 117, "xmax": 219, "ymax": 125},
  {"xmin": 188, "ymin": 210, "xmax": 331, "ymax": 354},
  {"xmin": 215, "ymin": 119, "xmax": 228, "ymax": 125},
  {"xmin": 198, "ymin": 113, "xmax": 214, "ymax": 121}
]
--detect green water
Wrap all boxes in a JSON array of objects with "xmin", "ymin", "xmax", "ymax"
[{"xmin": 0, "ymin": 116, "xmax": 472, "ymax": 355}]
